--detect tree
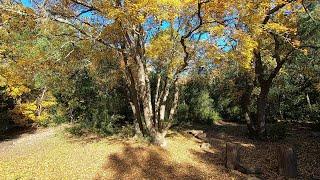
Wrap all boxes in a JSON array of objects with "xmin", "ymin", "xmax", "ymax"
[
  {"xmin": 23, "ymin": 0, "xmax": 241, "ymax": 146},
  {"xmin": 0, "ymin": 2, "xmax": 80, "ymax": 125},
  {"xmin": 228, "ymin": 0, "xmax": 320, "ymax": 137}
]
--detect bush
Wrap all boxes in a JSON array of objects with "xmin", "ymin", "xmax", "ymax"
[
  {"xmin": 178, "ymin": 78, "xmax": 222, "ymax": 126},
  {"xmin": 190, "ymin": 91, "xmax": 221, "ymax": 125},
  {"xmin": 53, "ymin": 69, "xmax": 129, "ymax": 136},
  {"xmin": 117, "ymin": 124, "xmax": 135, "ymax": 138},
  {"xmin": 66, "ymin": 125, "xmax": 86, "ymax": 136},
  {"xmin": 175, "ymin": 103, "xmax": 190, "ymax": 123}
]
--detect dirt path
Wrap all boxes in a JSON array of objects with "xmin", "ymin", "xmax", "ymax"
[{"xmin": 0, "ymin": 126, "xmax": 60, "ymax": 155}]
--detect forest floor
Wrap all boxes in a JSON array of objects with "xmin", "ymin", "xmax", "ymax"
[{"xmin": 0, "ymin": 121, "xmax": 319, "ymax": 180}]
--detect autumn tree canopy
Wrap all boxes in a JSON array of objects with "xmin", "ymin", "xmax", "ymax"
[{"xmin": 1, "ymin": 0, "xmax": 319, "ymax": 144}]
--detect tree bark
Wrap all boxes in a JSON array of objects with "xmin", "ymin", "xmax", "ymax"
[
  {"xmin": 255, "ymin": 84, "xmax": 270, "ymax": 136},
  {"xmin": 36, "ymin": 86, "xmax": 47, "ymax": 117},
  {"xmin": 168, "ymin": 85, "xmax": 179, "ymax": 123},
  {"xmin": 240, "ymin": 75, "xmax": 255, "ymax": 136},
  {"xmin": 129, "ymin": 102, "xmax": 143, "ymax": 136},
  {"xmin": 278, "ymin": 146, "xmax": 298, "ymax": 178},
  {"xmin": 122, "ymin": 52, "xmax": 146, "ymax": 136},
  {"xmin": 225, "ymin": 142, "xmax": 240, "ymax": 170},
  {"xmin": 135, "ymin": 55, "xmax": 154, "ymax": 134}
]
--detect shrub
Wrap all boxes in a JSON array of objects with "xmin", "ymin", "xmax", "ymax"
[
  {"xmin": 190, "ymin": 91, "xmax": 221, "ymax": 125},
  {"xmin": 117, "ymin": 123, "xmax": 135, "ymax": 138}
]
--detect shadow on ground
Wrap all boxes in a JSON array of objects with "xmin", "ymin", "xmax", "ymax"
[
  {"xmin": 98, "ymin": 145, "xmax": 206, "ymax": 180},
  {"xmin": 0, "ymin": 125, "xmax": 37, "ymax": 142},
  {"xmin": 189, "ymin": 120, "xmax": 320, "ymax": 179},
  {"xmin": 95, "ymin": 134, "xmax": 246, "ymax": 179}
]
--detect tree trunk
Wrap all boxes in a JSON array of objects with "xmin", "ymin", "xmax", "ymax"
[
  {"xmin": 306, "ymin": 93, "xmax": 312, "ymax": 110},
  {"xmin": 225, "ymin": 142, "xmax": 240, "ymax": 170},
  {"xmin": 168, "ymin": 85, "xmax": 179, "ymax": 121},
  {"xmin": 36, "ymin": 86, "xmax": 47, "ymax": 117},
  {"xmin": 152, "ymin": 131, "xmax": 167, "ymax": 147},
  {"xmin": 122, "ymin": 52, "xmax": 146, "ymax": 136},
  {"xmin": 240, "ymin": 79, "xmax": 255, "ymax": 136},
  {"xmin": 135, "ymin": 55, "xmax": 154, "ymax": 134},
  {"xmin": 255, "ymin": 84, "xmax": 270, "ymax": 136},
  {"xmin": 129, "ymin": 102, "xmax": 143, "ymax": 136},
  {"xmin": 278, "ymin": 146, "xmax": 298, "ymax": 178}
]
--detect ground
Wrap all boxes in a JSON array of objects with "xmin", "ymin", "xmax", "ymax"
[{"xmin": 0, "ymin": 121, "xmax": 319, "ymax": 180}]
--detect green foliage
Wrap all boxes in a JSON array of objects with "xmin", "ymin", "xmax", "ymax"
[
  {"xmin": 117, "ymin": 124, "xmax": 136, "ymax": 138},
  {"xmin": 177, "ymin": 75, "xmax": 221, "ymax": 125},
  {"xmin": 51, "ymin": 114, "xmax": 68, "ymax": 125},
  {"xmin": 66, "ymin": 125, "xmax": 86, "ymax": 137},
  {"xmin": 190, "ymin": 91, "xmax": 221, "ymax": 124},
  {"xmin": 210, "ymin": 62, "xmax": 249, "ymax": 121},
  {"xmin": 52, "ymin": 68, "xmax": 129, "ymax": 136},
  {"xmin": 175, "ymin": 103, "xmax": 190, "ymax": 123}
]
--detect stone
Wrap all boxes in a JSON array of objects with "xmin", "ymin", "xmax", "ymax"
[
  {"xmin": 247, "ymin": 177, "xmax": 261, "ymax": 180},
  {"xmin": 200, "ymin": 143, "xmax": 211, "ymax": 149}
]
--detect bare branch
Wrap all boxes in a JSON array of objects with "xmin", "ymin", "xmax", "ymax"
[
  {"xmin": 178, "ymin": 0, "xmax": 209, "ymax": 76},
  {"xmin": 302, "ymin": 0, "xmax": 317, "ymax": 23}
]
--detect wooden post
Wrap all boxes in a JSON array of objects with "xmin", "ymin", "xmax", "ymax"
[
  {"xmin": 225, "ymin": 142, "xmax": 240, "ymax": 169},
  {"xmin": 278, "ymin": 146, "xmax": 298, "ymax": 178}
]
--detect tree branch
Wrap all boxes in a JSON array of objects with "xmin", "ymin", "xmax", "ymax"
[
  {"xmin": 262, "ymin": 0, "xmax": 297, "ymax": 24},
  {"xmin": 178, "ymin": 0, "xmax": 209, "ymax": 76}
]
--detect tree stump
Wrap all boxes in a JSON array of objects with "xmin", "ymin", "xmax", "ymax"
[
  {"xmin": 225, "ymin": 142, "xmax": 240, "ymax": 169},
  {"xmin": 278, "ymin": 146, "xmax": 298, "ymax": 178}
]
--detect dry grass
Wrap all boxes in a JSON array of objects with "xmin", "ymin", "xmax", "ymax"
[
  {"xmin": 95, "ymin": 133, "xmax": 245, "ymax": 180},
  {"xmin": 0, "ymin": 127, "xmax": 122, "ymax": 179},
  {"xmin": 1, "ymin": 122, "xmax": 319, "ymax": 180},
  {"xmin": 0, "ymin": 126, "xmax": 245, "ymax": 180}
]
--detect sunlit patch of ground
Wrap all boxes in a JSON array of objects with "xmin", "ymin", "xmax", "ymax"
[
  {"xmin": 0, "ymin": 127, "xmax": 245, "ymax": 180},
  {"xmin": 2, "ymin": 122, "xmax": 318, "ymax": 179},
  {"xmin": 0, "ymin": 126, "xmax": 124, "ymax": 180}
]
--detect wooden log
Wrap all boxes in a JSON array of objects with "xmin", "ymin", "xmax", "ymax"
[
  {"xmin": 278, "ymin": 146, "xmax": 298, "ymax": 178},
  {"xmin": 225, "ymin": 142, "xmax": 240, "ymax": 169}
]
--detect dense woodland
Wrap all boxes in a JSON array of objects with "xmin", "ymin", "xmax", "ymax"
[{"xmin": 0, "ymin": 0, "xmax": 320, "ymax": 179}]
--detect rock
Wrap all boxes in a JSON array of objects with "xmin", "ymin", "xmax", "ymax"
[
  {"xmin": 186, "ymin": 130, "xmax": 204, "ymax": 136},
  {"xmin": 195, "ymin": 132, "xmax": 207, "ymax": 140},
  {"xmin": 186, "ymin": 130, "xmax": 207, "ymax": 140},
  {"xmin": 217, "ymin": 132, "xmax": 226, "ymax": 139},
  {"xmin": 200, "ymin": 143, "xmax": 211, "ymax": 149},
  {"xmin": 247, "ymin": 177, "xmax": 261, "ymax": 180}
]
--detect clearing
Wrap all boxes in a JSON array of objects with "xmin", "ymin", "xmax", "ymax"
[{"xmin": 0, "ymin": 122, "xmax": 319, "ymax": 179}]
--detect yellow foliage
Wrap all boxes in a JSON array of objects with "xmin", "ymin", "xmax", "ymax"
[
  {"xmin": 9, "ymin": 92, "xmax": 57, "ymax": 125},
  {"xmin": 0, "ymin": 75, "xmax": 7, "ymax": 87},
  {"xmin": 6, "ymin": 85, "xmax": 31, "ymax": 98},
  {"xmin": 264, "ymin": 22, "xmax": 289, "ymax": 33},
  {"xmin": 208, "ymin": 25, "xmax": 225, "ymax": 36},
  {"xmin": 232, "ymin": 31, "xmax": 258, "ymax": 69},
  {"xmin": 146, "ymin": 32, "xmax": 174, "ymax": 60}
]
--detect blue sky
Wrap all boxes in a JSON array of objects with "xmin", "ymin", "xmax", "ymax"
[
  {"xmin": 20, "ymin": 0, "xmax": 233, "ymax": 52},
  {"xmin": 21, "ymin": 0, "xmax": 32, "ymax": 7}
]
